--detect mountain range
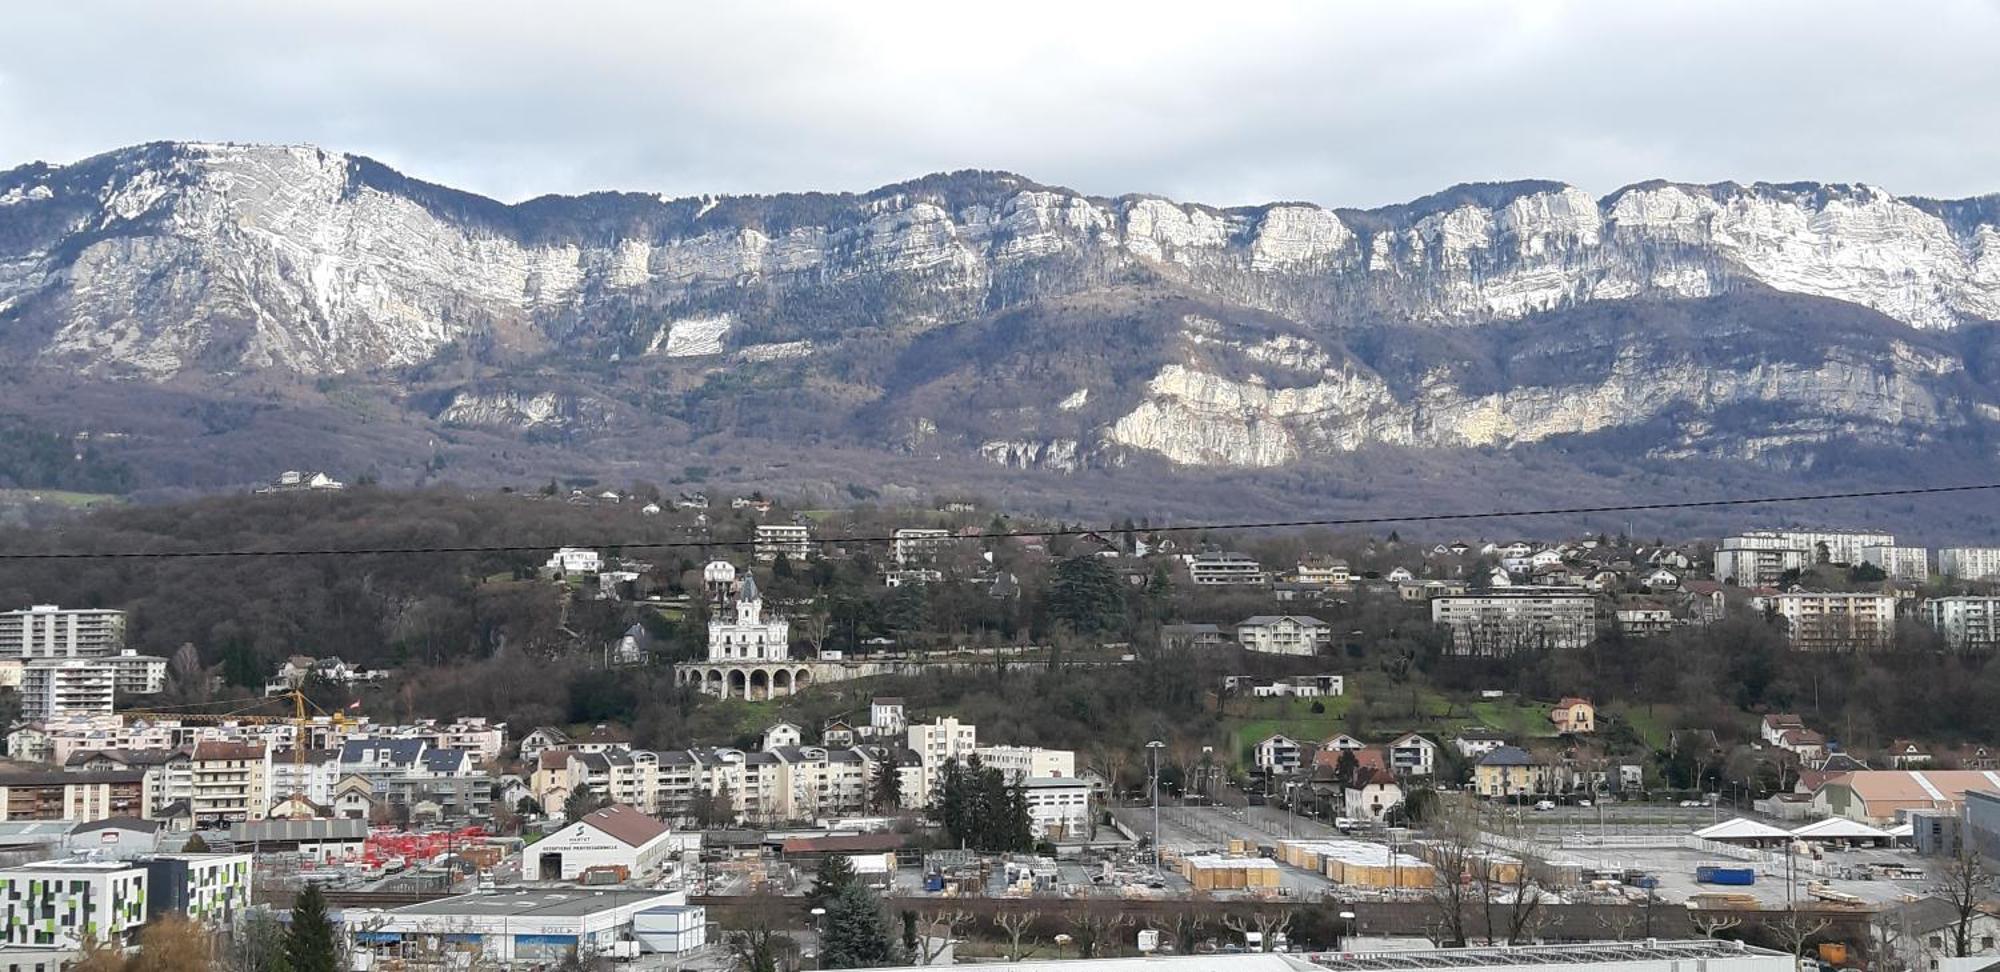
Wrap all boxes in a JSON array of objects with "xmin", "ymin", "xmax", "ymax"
[{"xmin": 3, "ymin": 141, "xmax": 1999, "ymax": 524}]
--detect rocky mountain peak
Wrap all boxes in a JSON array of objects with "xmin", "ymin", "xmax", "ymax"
[{"xmin": 3, "ymin": 141, "xmax": 2000, "ymax": 487}]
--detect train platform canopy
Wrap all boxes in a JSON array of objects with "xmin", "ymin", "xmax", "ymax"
[
  {"xmin": 1789, "ymin": 818, "xmax": 1891, "ymax": 841},
  {"xmin": 1693, "ymin": 818, "xmax": 1793, "ymax": 842}
]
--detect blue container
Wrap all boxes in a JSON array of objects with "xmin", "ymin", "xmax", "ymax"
[
  {"xmin": 1695, "ymin": 865, "xmax": 1755, "ymax": 885},
  {"xmin": 924, "ymin": 874, "xmax": 945, "ymax": 892}
]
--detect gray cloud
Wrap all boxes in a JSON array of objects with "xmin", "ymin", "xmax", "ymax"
[{"xmin": 2, "ymin": 1, "xmax": 1996, "ymax": 208}]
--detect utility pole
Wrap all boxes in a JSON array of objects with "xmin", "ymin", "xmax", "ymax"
[{"xmin": 1147, "ymin": 740, "xmax": 1165, "ymax": 878}]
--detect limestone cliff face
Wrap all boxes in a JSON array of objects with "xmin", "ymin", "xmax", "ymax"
[{"xmin": 2, "ymin": 141, "xmax": 1998, "ymax": 472}]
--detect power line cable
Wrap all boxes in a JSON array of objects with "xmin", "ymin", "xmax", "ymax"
[{"xmin": 0, "ymin": 481, "xmax": 1990, "ymax": 561}]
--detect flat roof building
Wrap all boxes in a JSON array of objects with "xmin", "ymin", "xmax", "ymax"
[{"xmin": 345, "ymin": 888, "xmax": 699, "ymax": 966}]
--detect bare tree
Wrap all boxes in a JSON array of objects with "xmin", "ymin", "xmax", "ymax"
[
  {"xmin": 1160, "ymin": 909, "xmax": 1209, "ymax": 956},
  {"xmin": 913, "ymin": 910, "xmax": 974, "ymax": 966},
  {"xmin": 1502, "ymin": 862, "xmax": 1549, "ymax": 945},
  {"xmin": 1222, "ymin": 909, "xmax": 1294, "ymax": 952},
  {"xmin": 1769, "ymin": 909, "xmax": 1833, "ymax": 972},
  {"xmin": 1931, "ymin": 847, "xmax": 1994, "ymax": 958},
  {"xmin": 1066, "ymin": 907, "xmax": 1132, "ymax": 959},
  {"xmin": 1424, "ymin": 844, "xmax": 1473, "ymax": 946},
  {"xmin": 724, "ymin": 893, "xmax": 802, "ymax": 972},
  {"xmin": 1690, "ymin": 912, "xmax": 1743, "ymax": 939},
  {"xmin": 994, "ymin": 909, "xmax": 1043, "ymax": 962},
  {"xmin": 1598, "ymin": 909, "xmax": 1643, "ymax": 941},
  {"xmin": 1871, "ymin": 907, "xmax": 1915, "ymax": 972},
  {"xmin": 1090, "ymin": 746, "xmax": 1132, "ymax": 806}
]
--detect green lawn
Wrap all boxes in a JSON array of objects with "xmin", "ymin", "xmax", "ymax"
[
  {"xmin": 1228, "ymin": 695, "xmax": 1357, "ymax": 758},
  {"xmin": 1609, "ymin": 703, "xmax": 1673, "ymax": 751},
  {"xmin": 1221, "ymin": 676, "xmax": 1561, "ymax": 767},
  {"xmin": 0, "ymin": 489, "xmax": 121, "ymax": 509},
  {"xmin": 1467, "ymin": 699, "xmax": 1558, "ymax": 740}
]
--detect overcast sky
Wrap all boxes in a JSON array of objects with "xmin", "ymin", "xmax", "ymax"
[{"xmin": 3, "ymin": 1, "xmax": 1997, "ymax": 208}]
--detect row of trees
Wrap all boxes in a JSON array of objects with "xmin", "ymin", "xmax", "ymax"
[{"xmin": 931, "ymin": 756, "xmax": 1036, "ymax": 853}]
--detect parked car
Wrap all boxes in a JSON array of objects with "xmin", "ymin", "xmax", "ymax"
[{"xmin": 1533, "ymin": 800, "xmax": 1556, "ymax": 811}]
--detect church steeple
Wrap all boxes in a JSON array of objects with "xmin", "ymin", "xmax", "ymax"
[{"xmin": 737, "ymin": 571, "xmax": 761, "ymax": 625}]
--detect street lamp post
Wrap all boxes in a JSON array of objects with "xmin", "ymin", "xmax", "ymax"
[
  {"xmin": 1338, "ymin": 910, "xmax": 1357, "ymax": 952},
  {"xmin": 1147, "ymin": 740, "xmax": 1166, "ymax": 878},
  {"xmin": 810, "ymin": 906, "xmax": 827, "ymax": 971}
]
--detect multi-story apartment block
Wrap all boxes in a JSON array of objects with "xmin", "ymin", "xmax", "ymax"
[
  {"xmin": 0, "ymin": 861, "xmax": 149, "ymax": 947},
  {"xmin": 1921, "ymin": 596, "xmax": 2000, "ymax": 651},
  {"xmin": 753, "ymin": 524, "xmax": 813, "ymax": 563},
  {"xmin": 1766, "ymin": 591, "xmax": 1899, "ymax": 651},
  {"xmin": 143, "ymin": 854, "xmax": 253, "ymax": 930},
  {"xmin": 0, "ymin": 605, "xmax": 127, "ymax": 659},
  {"xmin": 0, "ymin": 855, "xmax": 253, "ymax": 950},
  {"xmin": 971, "ymin": 746, "xmax": 1076, "ymax": 784},
  {"xmin": 66, "ymin": 749, "xmax": 190, "ymax": 815},
  {"xmin": 0, "ymin": 770, "xmax": 153, "ymax": 820},
  {"xmin": 189, "ymin": 742, "xmax": 271, "ymax": 824},
  {"xmin": 1431, "ymin": 588, "xmax": 1598, "ymax": 655},
  {"xmin": 268, "ymin": 750, "xmax": 341, "ymax": 807},
  {"xmin": 1861, "ymin": 545, "xmax": 1930, "ymax": 581},
  {"xmin": 1713, "ymin": 534, "xmax": 1813, "ymax": 587},
  {"xmin": 20, "ymin": 660, "xmax": 117, "ymax": 721},
  {"xmin": 1779, "ymin": 530, "xmax": 1896, "ymax": 566},
  {"xmin": 1940, "ymin": 547, "xmax": 2000, "ymax": 581},
  {"xmin": 1235, "ymin": 615, "xmax": 1330, "ymax": 656},
  {"xmin": 1188, "ymin": 552, "xmax": 1266, "ymax": 586},
  {"xmin": 892, "ymin": 528, "xmax": 952, "ymax": 566},
  {"xmin": 907, "ymin": 717, "xmax": 977, "ymax": 797},
  {"xmin": 108, "ymin": 651, "xmax": 168, "ymax": 696},
  {"xmin": 336, "ymin": 740, "xmax": 490, "ymax": 821}
]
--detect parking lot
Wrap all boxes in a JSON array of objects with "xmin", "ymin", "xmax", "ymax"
[{"xmin": 1517, "ymin": 835, "xmax": 1934, "ymax": 908}]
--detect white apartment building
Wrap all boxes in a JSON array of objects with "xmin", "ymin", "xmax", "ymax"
[
  {"xmin": 110, "ymin": 651, "xmax": 168, "ymax": 695},
  {"xmin": 189, "ymin": 742, "xmax": 272, "ymax": 824},
  {"xmin": 1940, "ymin": 547, "xmax": 2000, "ymax": 581},
  {"xmin": 907, "ymin": 715, "xmax": 976, "ymax": 795},
  {"xmin": 0, "ymin": 605, "xmax": 127, "ymax": 658},
  {"xmin": 1294, "ymin": 558, "xmax": 1351, "ymax": 587},
  {"xmin": 908, "ymin": 717, "xmax": 976, "ymax": 766},
  {"xmin": 268, "ymin": 752, "xmax": 341, "ymax": 807},
  {"xmin": 544, "ymin": 547, "xmax": 603, "ymax": 575},
  {"xmin": 0, "ymin": 861, "xmax": 150, "ymax": 947},
  {"xmin": 753, "ymin": 525, "xmax": 813, "ymax": 563},
  {"xmin": 1614, "ymin": 606, "xmax": 1675, "ymax": 637},
  {"xmin": 1021, "ymin": 778, "xmax": 1092, "ymax": 839},
  {"xmin": 892, "ymin": 528, "xmax": 952, "ymax": 566},
  {"xmin": 1188, "ymin": 552, "xmax": 1266, "ymax": 586},
  {"xmin": 20, "ymin": 660, "xmax": 117, "ymax": 721},
  {"xmin": 1766, "ymin": 591, "xmax": 1899, "ymax": 651},
  {"xmin": 1235, "ymin": 615, "xmax": 1330, "ymax": 656},
  {"xmin": 1921, "ymin": 596, "xmax": 2000, "ymax": 651},
  {"xmin": 972, "ymin": 745, "xmax": 1076, "ymax": 784},
  {"xmin": 869, "ymin": 698, "xmax": 907, "ymax": 736},
  {"xmin": 1713, "ymin": 535, "xmax": 1813, "ymax": 587},
  {"xmin": 1717, "ymin": 531, "xmax": 1894, "ymax": 583},
  {"xmin": 1861, "ymin": 545, "xmax": 1929, "ymax": 581},
  {"xmin": 1431, "ymin": 588, "xmax": 1598, "ymax": 655}
]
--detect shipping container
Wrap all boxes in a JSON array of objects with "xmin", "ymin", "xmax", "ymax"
[{"xmin": 1695, "ymin": 865, "xmax": 1755, "ymax": 885}]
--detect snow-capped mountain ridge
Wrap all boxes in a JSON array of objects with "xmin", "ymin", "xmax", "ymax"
[{"xmin": 2, "ymin": 141, "xmax": 2000, "ymax": 480}]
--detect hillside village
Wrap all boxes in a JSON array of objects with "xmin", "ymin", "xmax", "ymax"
[{"xmin": 8, "ymin": 488, "xmax": 2000, "ymax": 969}]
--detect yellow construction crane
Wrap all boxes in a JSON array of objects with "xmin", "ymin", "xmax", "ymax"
[{"xmin": 119, "ymin": 688, "xmax": 359, "ymax": 773}]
